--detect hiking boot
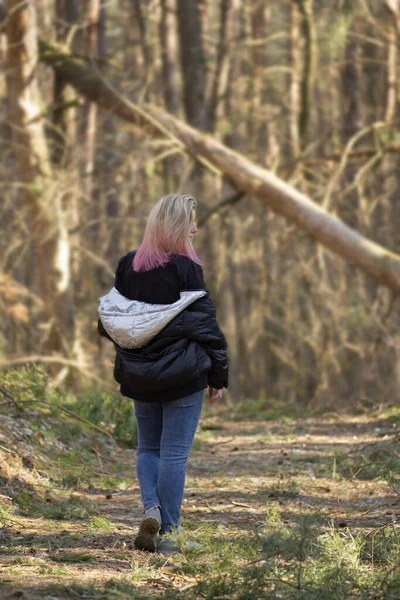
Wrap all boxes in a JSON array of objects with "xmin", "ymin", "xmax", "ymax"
[
  {"xmin": 157, "ymin": 535, "xmax": 183, "ymax": 555},
  {"xmin": 157, "ymin": 527, "xmax": 201, "ymax": 555},
  {"xmin": 133, "ymin": 506, "xmax": 161, "ymax": 552},
  {"xmin": 158, "ymin": 538, "xmax": 202, "ymax": 554}
]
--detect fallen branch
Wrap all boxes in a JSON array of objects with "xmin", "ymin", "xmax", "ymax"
[{"xmin": 37, "ymin": 40, "xmax": 400, "ymax": 293}]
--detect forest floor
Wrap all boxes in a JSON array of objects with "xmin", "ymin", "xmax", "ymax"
[{"xmin": 0, "ymin": 393, "xmax": 399, "ymax": 599}]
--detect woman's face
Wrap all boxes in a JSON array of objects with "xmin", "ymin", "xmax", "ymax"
[{"xmin": 189, "ymin": 211, "xmax": 198, "ymax": 242}]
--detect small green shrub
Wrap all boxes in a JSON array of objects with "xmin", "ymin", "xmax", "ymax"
[
  {"xmin": 384, "ymin": 405, "xmax": 400, "ymax": 427},
  {"xmin": 1, "ymin": 366, "xmax": 138, "ymax": 449},
  {"xmin": 74, "ymin": 389, "xmax": 138, "ymax": 448},
  {"xmin": 0, "ymin": 365, "xmax": 48, "ymax": 404},
  {"xmin": 336, "ymin": 440, "xmax": 400, "ymax": 482}
]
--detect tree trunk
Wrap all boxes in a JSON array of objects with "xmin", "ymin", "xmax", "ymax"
[
  {"xmin": 5, "ymin": 0, "xmax": 75, "ymax": 353},
  {"xmin": 38, "ymin": 40, "xmax": 400, "ymax": 293},
  {"xmin": 81, "ymin": 0, "xmax": 100, "ymax": 197},
  {"xmin": 297, "ymin": 0, "xmax": 316, "ymax": 145},
  {"xmin": 290, "ymin": 1, "xmax": 301, "ymax": 157},
  {"xmin": 159, "ymin": 0, "xmax": 181, "ymax": 189},
  {"xmin": 131, "ymin": 0, "xmax": 150, "ymax": 72},
  {"xmin": 97, "ymin": 1, "xmax": 121, "ymax": 268},
  {"xmin": 160, "ymin": 0, "xmax": 180, "ymax": 116},
  {"xmin": 52, "ymin": 0, "xmax": 80, "ymax": 163},
  {"xmin": 341, "ymin": 6, "xmax": 360, "ymax": 142},
  {"xmin": 385, "ymin": 1, "xmax": 399, "ymax": 122},
  {"xmin": 208, "ymin": 0, "xmax": 234, "ymax": 133},
  {"xmin": 217, "ymin": 0, "xmax": 246, "ymax": 401},
  {"xmin": 176, "ymin": 0, "xmax": 209, "ymax": 130},
  {"xmin": 251, "ymin": 0, "xmax": 278, "ymax": 165}
]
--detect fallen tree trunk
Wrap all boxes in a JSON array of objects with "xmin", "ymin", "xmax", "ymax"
[{"xmin": 39, "ymin": 41, "xmax": 400, "ymax": 293}]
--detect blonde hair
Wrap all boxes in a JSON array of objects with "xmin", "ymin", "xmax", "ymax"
[{"xmin": 133, "ymin": 194, "xmax": 203, "ymax": 272}]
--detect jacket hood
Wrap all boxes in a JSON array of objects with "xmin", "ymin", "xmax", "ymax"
[{"xmin": 98, "ymin": 286, "xmax": 207, "ymax": 349}]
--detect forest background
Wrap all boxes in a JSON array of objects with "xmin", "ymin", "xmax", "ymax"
[
  {"xmin": 1, "ymin": 0, "xmax": 400, "ymax": 408},
  {"xmin": 2, "ymin": 2, "xmax": 400, "ymax": 598}
]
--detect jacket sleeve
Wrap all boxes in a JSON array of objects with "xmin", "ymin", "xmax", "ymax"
[{"xmin": 181, "ymin": 259, "xmax": 229, "ymax": 389}]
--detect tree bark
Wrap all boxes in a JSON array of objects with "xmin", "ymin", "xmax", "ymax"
[
  {"xmin": 297, "ymin": 0, "xmax": 316, "ymax": 145},
  {"xmin": 97, "ymin": 1, "xmax": 120, "ymax": 268},
  {"xmin": 131, "ymin": 0, "xmax": 150, "ymax": 71},
  {"xmin": 385, "ymin": 1, "xmax": 399, "ymax": 122},
  {"xmin": 208, "ymin": 0, "xmax": 234, "ymax": 132},
  {"xmin": 159, "ymin": 0, "xmax": 181, "ymax": 189},
  {"xmin": 251, "ymin": 0, "xmax": 278, "ymax": 165},
  {"xmin": 5, "ymin": 0, "xmax": 74, "ymax": 352},
  {"xmin": 176, "ymin": 0, "xmax": 209, "ymax": 130},
  {"xmin": 341, "ymin": 5, "xmax": 360, "ymax": 142},
  {"xmin": 82, "ymin": 0, "xmax": 100, "ymax": 196},
  {"xmin": 52, "ymin": 0, "xmax": 80, "ymax": 163},
  {"xmin": 160, "ymin": 0, "xmax": 180, "ymax": 116},
  {"xmin": 38, "ymin": 40, "xmax": 400, "ymax": 293},
  {"xmin": 290, "ymin": 1, "xmax": 301, "ymax": 157}
]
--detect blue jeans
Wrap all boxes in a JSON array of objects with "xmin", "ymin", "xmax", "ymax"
[{"xmin": 133, "ymin": 390, "xmax": 204, "ymax": 534}]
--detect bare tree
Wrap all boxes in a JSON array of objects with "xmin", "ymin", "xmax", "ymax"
[
  {"xmin": 290, "ymin": 0, "xmax": 301, "ymax": 157},
  {"xmin": 208, "ymin": 0, "xmax": 236, "ymax": 132},
  {"xmin": 131, "ymin": 0, "xmax": 150, "ymax": 72},
  {"xmin": 341, "ymin": 3, "xmax": 360, "ymax": 142},
  {"xmin": 51, "ymin": 0, "xmax": 80, "ymax": 163},
  {"xmin": 5, "ymin": 0, "xmax": 75, "ymax": 353},
  {"xmin": 384, "ymin": 0, "xmax": 399, "ymax": 122},
  {"xmin": 297, "ymin": 0, "xmax": 317, "ymax": 146},
  {"xmin": 160, "ymin": 0, "xmax": 180, "ymax": 116},
  {"xmin": 176, "ymin": 0, "xmax": 209, "ymax": 130}
]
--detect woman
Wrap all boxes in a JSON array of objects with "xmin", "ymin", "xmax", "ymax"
[{"xmin": 98, "ymin": 194, "xmax": 228, "ymax": 554}]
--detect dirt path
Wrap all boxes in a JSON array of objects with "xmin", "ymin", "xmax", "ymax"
[{"xmin": 0, "ymin": 409, "xmax": 399, "ymax": 599}]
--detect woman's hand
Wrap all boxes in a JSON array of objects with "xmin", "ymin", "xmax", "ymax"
[{"xmin": 208, "ymin": 386, "xmax": 226, "ymax": 403}]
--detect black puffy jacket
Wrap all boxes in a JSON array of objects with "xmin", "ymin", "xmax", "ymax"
[{"xmin": 98, "ymin": 251, "xmax": 229, "ymax": 403}]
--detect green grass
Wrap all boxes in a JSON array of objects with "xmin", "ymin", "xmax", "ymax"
[
  {"xmin": 88, "ymin": 516, "xmax": 116, "ymax": 532},
  {"xmin": 128, "ymin": 557, "xmax": 163, "ymax": 583},
  {"xmin": 38, "ymin": 565, "xmax": 71, "ymax": 576},
  {"xmin": 38, "ymin": 496, "xmax": 97, "ymax": 521},
  {"xmin": 1, "ymin": 366, "xmax": 400, "ymax": 600},
  {"xmin": 172, "ymin": 515, "xmax": 400, "ymax": 600},
  {"xmin": 335, "ymin": 440, "xmax": 400, "ymax": 482},
  {"xmin": 50, "ymin": 552, "xmax": 95, "ymax": 563},
  {"xmin": 1, "ymin": 365, "xmax": 138, "ymax": 449},
  {"xmin": 0, "ymin": 501, "xmax": 17, "ymax": 524}
]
